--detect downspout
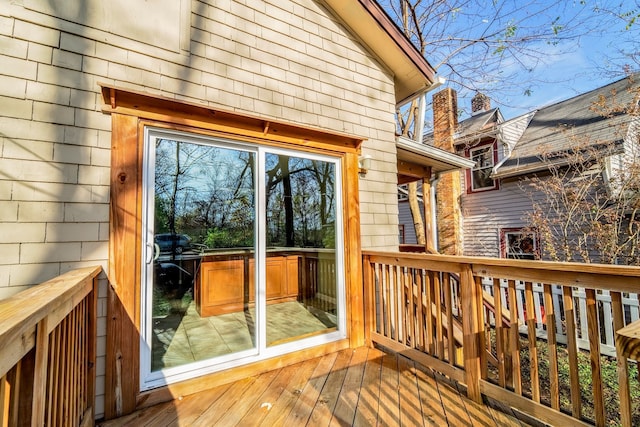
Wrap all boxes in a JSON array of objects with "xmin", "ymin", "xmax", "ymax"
[
  {"xmin": 413, "ymin": 76, "xmax": 446, "ymax": 141},
  {"xmin": 415, "ymin": 76, "xmax": 445, "ymax": 253},
  {"xmin": 430, "ymin": 172, "xmax": 440, "ymax": 252}
]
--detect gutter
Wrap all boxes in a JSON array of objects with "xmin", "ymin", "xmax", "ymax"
[
  {"xmin": 453, "ymin": 127, "xmax": 500, "ymax": 146},
  {"xmin": 397, "ymin": 136, "xmax": 475, "ymax": 171},
  {"xmin": 492, "ymin": 138, "xmax": 626, "ymax": 179}
]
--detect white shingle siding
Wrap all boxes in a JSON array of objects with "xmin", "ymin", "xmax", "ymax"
[{"xmin": 0, "ymin": 0, "xmax": 401, "ymax": 418}]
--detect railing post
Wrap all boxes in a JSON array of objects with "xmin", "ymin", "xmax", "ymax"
[
  {"xmin": 363, "ymin": 255, "xmax": 375, "ymax": 347},
  {"xmin": 460, "ymin": 264, "xmax": 483, "ymax": 403},
  {"xmin": 613, "ymin": 292, "xmax": 635, "ymax": 427}
]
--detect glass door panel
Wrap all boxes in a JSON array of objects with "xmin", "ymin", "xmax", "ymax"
[
  {"xmin": 264, "ymin": 153, "xmax": 338, "ymax": 346},
  {"xmin": 148, "ymin": 136, "xmax": 257, "ymax": 372},
  {"xmin": 142, "ymin": 129, "xmax": 345, "ymax": 389}
]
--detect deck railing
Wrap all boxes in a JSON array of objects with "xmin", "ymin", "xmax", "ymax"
[
  {"xmin": 363, "ymin": 251, "xmax": 640, "ymax": 427},
  {"xmin": 479, "ymin": 279, "xmax": 640, "ymax": 356},
  {"xmin": 0, "ymin": 266, "xmax": 101, "ymax": 426}
]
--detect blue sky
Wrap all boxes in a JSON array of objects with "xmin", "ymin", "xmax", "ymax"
[
  {"xmin": 491, "ymin": 28, "xmax": 636, "ymax": 119},
  {"xmin": 389, "ymin": 0, "xmax": 640, "ymax": 124}
]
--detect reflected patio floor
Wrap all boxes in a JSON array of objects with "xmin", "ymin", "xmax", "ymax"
[{"xmin": 152, "ymin": 300, "xmax": 336, "ymax": 370}]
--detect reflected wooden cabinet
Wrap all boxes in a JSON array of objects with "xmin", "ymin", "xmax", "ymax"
[{"xmin": 195, "ymin": 254, "xmax": 299, "ymax": 317}]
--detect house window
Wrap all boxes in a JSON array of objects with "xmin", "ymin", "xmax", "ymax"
[
  {"xmin": 399, "ymin": 224, "xmax": 405, "ymax": 244},
  {"xmin": 501, "ymin": 228, "xmax": 538, "ymax": 260},
  {"xmin": 468, "ymin": 143, "xmax": 497, "ymax": 192}
]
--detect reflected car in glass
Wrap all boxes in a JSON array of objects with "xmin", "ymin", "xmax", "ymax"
[{"xmin": 154, "ymin": 233, "xmax": 192, "ymax": 254}]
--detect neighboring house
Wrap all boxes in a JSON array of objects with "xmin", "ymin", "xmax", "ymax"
[
  {"xmin": 458, "ymin": 75, "xmax": 640, "ymax": 261},
  {"xmin": 0, "ymin": 0, "xmax": 475, "ymax": 421},
  {"xmin": 400, "ymin": 76, "xmax": 640, "ymax": 259},
  {"xmin": 400, "ymin": 92, "xmax": 519, "ymax": 251}
]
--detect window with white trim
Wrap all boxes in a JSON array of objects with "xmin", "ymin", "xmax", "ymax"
[
  {"xmin": 469, "ymin": 144, "xmax": 497, "ymax": 192},
  {"xmin": 501, "ymin": 228, "xmax": 538, "ymax": 260}
]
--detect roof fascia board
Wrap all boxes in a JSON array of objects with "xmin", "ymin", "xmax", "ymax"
[
  {"xmin": 397, "ymin": 136, "xmax": 475, "ymax": 171},
  {"xmin": 493, "ymin": 139, "xmax": 626, "ymax": 179},
  {"xmin": 454, "ymin": 127, "xmax": 499, "ymax": 145}
]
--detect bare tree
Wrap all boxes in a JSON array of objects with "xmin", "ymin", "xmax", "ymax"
[
  {"xmin": 522, "ymin": 86, "xmax": 640, "ymax": 264},
  {"xmin": 383, "ymin": 0, "xmax": 638, "ymax": 116},
  {"xmin": 386, "ymin": 0, "xmax": 638, "ymax": 250}
]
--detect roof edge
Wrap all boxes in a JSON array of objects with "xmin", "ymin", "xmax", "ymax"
[
  {"xmin": 397, "ymin": 136, "xmax": 475, "ymax": 172},
  {"xmin": 356, "ymin": 0, "xmax": 436, "ymax": 81}
]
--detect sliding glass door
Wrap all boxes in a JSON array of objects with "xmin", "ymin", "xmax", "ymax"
[{"xmin": 140, "ymin": 128, "xmax": 345, "ymax": 390}]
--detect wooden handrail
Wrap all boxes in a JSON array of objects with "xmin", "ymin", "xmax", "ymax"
[
  {"xmin": 0, "ymin": 265, "xmax": 102, "ymax": 426},
  {"xmin": 365, "ymin": 250, "xmax": 640, "ymax": 292},
  {"xmin": 363, "ymin": 251, "xmax": 640, "ymax": 427}
]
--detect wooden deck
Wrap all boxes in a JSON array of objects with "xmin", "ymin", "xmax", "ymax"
[{"xmin": 98, "ymin": 347, "xmax": 534, "ymax": 426}]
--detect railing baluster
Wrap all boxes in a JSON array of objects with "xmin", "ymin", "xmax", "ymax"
[
  {"xmin": 524, "ymin": 281, "xmax": 540, "ymax": 403},
  {"xmin": 394, "ymin": 266, "xmax": 402, "ymax": 343},
  {"xmin": 401, "ymin": 265, "xmax": 408, "ymax": 346},
  {"xmin": 493, "ymin": 278, "xmax": 506, "ymax": 388},
  {"xmin": 444, "ymin": 274, "xmax": 455, "ymax": 365},
  {"xmin": 0, "ymin": 374, "xmax": 7, "ymax": 425},
  {"xmin": 434, "ymin": 272, "xmax": 444, "ymax": 360},
  {"xmin": 70, "ymin": 306, "xmax": 77, "ymax": 425},
  {"xmin": 31, "ymin": 317, "xmax": 49, "ymax": 427},
  {"xmin": 80, "ymin": 298, "xmax": 87, "ymax": 419},
  {"xmin": 47, "ymin": 323, "xmax": 58, "ymax": 426},
  {"xmin": 63, "ymin": 315, "xmax": 71, "ymax": 425},
  {"xmin": 543, "ymin": 283, "xmax": 559, "ymax": 410},
  {"xmin": 406, "ymin": 267, "xmax": 415, "ymax": 348},
  {"xmin": 562, "ymin": 286, "xmax": 581, "ymax": 418},
  {"xmin": 611, "ymin": 291, "xmax": 632, "ymax": 427},
  {"xmin": 425, "ymin": 271, "xmax": 434, "ymax": 355},
  {"xmin": 362, "ymin": 256, "xmax": 374, "ymax": 346},
  {"xmin": 507, "ymin": 279, "xmax": 522, "ymax": 395},
  {"xmin": 2, "ymin": 356, "xmax": 21, "ymax": 425},
  {"xmin": 383, "ymin": 264, "xmax": 391, "ymax": 339},
  {"xmin": 585, "ymin": 288, "xmax": 605, "ymax": 427},
  {"xmin": 415, "ymin": 270, "xmax": 425, "ymax": 351},
  {"xmin": 475, "ymin": 276, "xmax": 488, "ymax": 381},
  {"xmin": 54, "ymin": 325, "xmax": 63, "ymax": 425},
  {"xmin": 389, "ymin": 265, "xmax": 397, "ymax": 341}
]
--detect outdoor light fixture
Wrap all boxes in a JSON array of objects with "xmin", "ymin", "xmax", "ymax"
[{"xmin": 358, "ymin": 154, "xmax": 372, "ymax": 176}]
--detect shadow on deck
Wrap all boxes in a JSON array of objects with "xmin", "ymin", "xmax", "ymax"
[{"xmin": 98, "ymin": 347, "xmax": 539, "ymax": 426}]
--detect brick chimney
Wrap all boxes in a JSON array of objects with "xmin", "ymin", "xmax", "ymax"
[
  {"xmin": 471, "ymin": 92, "xmax": 490, "ymax": 114},
  {"xmin": 432, "ymin": 88, "xmax": 463, "ymax": 255}
]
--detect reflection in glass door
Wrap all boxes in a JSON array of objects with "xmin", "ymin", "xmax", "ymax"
[
  {"xmin": 264, "ymin": 153, "xmax": 339, "ymax": 346},
  {"xmin": 142, "ymin": 131, "xmax": 258, "ymax": 382},
  {"xmin": 141, "ymin": 128, "xmax": 345, "ymax": 390}
]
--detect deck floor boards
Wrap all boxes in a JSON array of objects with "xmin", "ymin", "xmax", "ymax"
[{"xmin": 98, "ymin": 347, "xmax": 531, "ymax": 427}]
